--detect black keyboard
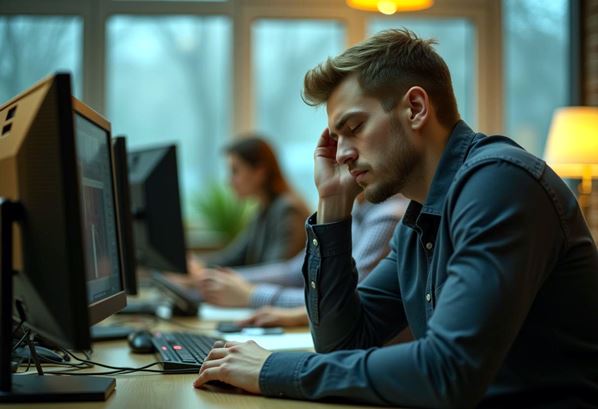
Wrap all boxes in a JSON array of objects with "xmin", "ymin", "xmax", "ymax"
[{"xmin": 151, "ymin": 331, "xmax": 223, "ymax": 373}]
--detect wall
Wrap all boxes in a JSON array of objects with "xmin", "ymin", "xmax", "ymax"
[
  {"xmin": 586, "ymin": 1, "xmax": 598, "ymax": 106},
  {"xmin": 584, "ymin": 0, "xmax": 598, "ymax": 241}
]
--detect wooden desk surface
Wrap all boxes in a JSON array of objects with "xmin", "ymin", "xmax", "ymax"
[{"xmin": 5, "ymin": 314, "xmax": 391, "ymax": 409}]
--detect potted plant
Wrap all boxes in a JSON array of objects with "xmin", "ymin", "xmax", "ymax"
[{"xmin": 192, "ymin": 183, "xmax": 256, "ymax": 246}]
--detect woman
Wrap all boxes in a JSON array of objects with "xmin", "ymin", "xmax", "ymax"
[
  {"xmin": 201, "ymin": 135, "xmax": 310, "ymax": 267},
  {"xmin": 194, "ymin": 193, "xmax": 408, "ymax": 307}
]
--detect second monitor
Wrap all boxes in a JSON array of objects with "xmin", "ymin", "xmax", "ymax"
[
  {"xmin": 128, "ymin": 145, "xmax": 187, "ymax": 274},
  {"xmin": 123, "ymin": 144, "xmax": 201, "ymax": 316}
]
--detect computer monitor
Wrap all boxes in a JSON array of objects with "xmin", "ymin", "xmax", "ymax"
[
  {"xmin": 0, "ymin": 73, "xmax": 126, "ymax": 402},
  {"xmin": 128, "ymin": 145, "xmax": 187, "ymax": 274},
  {"xmin": 112, "ymin": 136, "xmax": 138, "ymax": 295},
  {"xmin": 74, "ymin": 99, "xmax": 127, "ymax": 325}
]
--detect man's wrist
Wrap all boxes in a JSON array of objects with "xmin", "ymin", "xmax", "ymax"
[{"xmin": 317, "ymin": 196, "xmax": 354, "ymax": 224}]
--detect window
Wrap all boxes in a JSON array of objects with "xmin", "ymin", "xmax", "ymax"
[
  {"xmin": 253, "ymin": 19, "xmax": 346, "ymax": 209},
  {"xmin": 0, "ymin": 16, "xmax": 83, "ymax": 103},
  {"xmin": 503, "ymin": 0, "xmax": 569, "ymax": 156},
  {"xmin": 369, "ymin": 18, "xmax": 477, "ymax": 127},
  {"xmin": 2, "ymin": 0, "xmax": 534, "ymax": 232},
  {"xmin": 106, "ymin": 16, "xmax": 232, "ymax": 221}
]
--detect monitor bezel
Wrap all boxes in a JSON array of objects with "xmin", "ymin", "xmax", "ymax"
[{"xmin": 111, "ymin": 136, "xmax": 138, "ymax": 295}]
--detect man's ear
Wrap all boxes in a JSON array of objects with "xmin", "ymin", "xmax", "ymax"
[{"xmin": 404, "ymin": 86, "xmax": 429, "ymax": 130}]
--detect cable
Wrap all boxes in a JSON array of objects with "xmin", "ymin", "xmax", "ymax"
[
  {"xmin": 12, "ymin": 318, "xmax": 24, "ymax": 337},
  {"xmin": 53, "ymin": 348, "xmax": 198, "ymax": 375},
  {"xmin": 11, "ymin": 329, "xmax": 30, "ymax": 352},
  {"xmin": 47, "ymin": 361, "xmax": 198, "ymax": 376},
  {"xmin": 13, "ymin": 326, "xmax": 201, "ymax": 376},
  {"xmin": 15, "ymin": 355, "xmax": 37, "ymax": 375},
  {"xmin": 11, "ymin": 319, "xmax": 197, "ymax": 377},
  {"xmin": 17, "ymin": 348, "xmax": 199, "ymax": 376},
  {"xmin": 14, "ymin": 354, "xmax": 90, "ymax": 370},
  {"xmin": 46, "ymin": 361, "xmax": 164, "ymax": 376}
]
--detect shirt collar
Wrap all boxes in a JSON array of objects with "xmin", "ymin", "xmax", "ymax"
[{"xmin": 403, "ymin": 120, "xmax": 478, "ymax": 228}]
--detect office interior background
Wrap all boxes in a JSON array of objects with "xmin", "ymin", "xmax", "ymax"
[{"xmin": 1, "ymin": 0, "xmax": 596, "ymax": 243}]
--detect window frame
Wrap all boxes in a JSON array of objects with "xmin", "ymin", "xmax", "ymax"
[{"xmin": 2, "ymin": 0, "xmax": 502, "ymax": 134}]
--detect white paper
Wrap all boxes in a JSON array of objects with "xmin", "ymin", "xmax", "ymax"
[
  {"xmin": 223, "ymin": 332, "xmax": 314, "ymax": 351},
  {"xmin": 199, "ymin": 304, "xmax": 254, "ymax": 321}
]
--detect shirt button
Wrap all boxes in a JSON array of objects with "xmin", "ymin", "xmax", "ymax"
[
  {"xmin": 312, "ymin": 238, "xmax": 319, "ymax": 247},
  {"xmin": 425, "ymin": 242, "xmax": 433, "ymax": 250},
  {"xmin": 425, "ymin": 293, "xmax": 432, "ymax": 302},
  {"xmin": 311, "ymin": 281, "xmax": 316, "ymax": 289}
]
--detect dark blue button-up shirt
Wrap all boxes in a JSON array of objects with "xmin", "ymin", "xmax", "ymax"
[{"xmin": 259, "ymin": 121, "xmax": 598, "ymax": 408}]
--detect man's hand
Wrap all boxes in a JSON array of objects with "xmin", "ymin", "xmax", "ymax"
[
  {"xmin": 196, "ymin": 268, "xmax": 255, "ymax": 307},
  {"xmin": 238, "ymin": 306, "xmax": 308, "ymax": 327},
  {"xmin": 193, "ymin": 340, "xmax": 272, "ymax": 393},
  {"xmin": 314, "ymin": 128, "xmax": 361, "ymax": 223}
]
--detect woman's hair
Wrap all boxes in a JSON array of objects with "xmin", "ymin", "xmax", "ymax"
[
  {"xmin": 225, "ymin": 135, "xmax": 290, "ymax": 200},
  {"xmin": 303, "ymin": 28, "xmax": 460, "ymax": 129}
]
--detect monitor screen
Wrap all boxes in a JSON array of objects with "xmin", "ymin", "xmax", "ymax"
[{"xmin": 74, "ymin": 113, "xmax": 123, "ymax": 304}]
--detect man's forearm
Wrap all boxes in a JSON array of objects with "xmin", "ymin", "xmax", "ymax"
[{"xmin": 304, "ymin": 214, "xmax": 386, "ymax": 352}]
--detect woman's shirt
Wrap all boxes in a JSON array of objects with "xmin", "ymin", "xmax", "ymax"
[{"xmin": 204, "ymin": 193, "xmax": 310, "ymax": 267}]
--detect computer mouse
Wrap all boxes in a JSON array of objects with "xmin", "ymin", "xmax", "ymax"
[{"xmin": 127, "ymin": 330, "xmax": 156, "ymax": 354}]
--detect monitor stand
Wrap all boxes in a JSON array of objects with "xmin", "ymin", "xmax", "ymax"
[
  {"xmin": 1, "ymin": 374, "xmax": 115, "ymax": 403},
  {"xmin": 91, "ymin": 324, "xmax": 134, "ymax": 341},
  {"xmin": 118, "ymin": 300, "xmax": 164, "ymax": 315},
  {"xmin": 116, "ymin": 273, "xmax": 201, "ymax": 318},
  {"xmin": 0, "ymin": 199, "xmax": 115, "ymax": 403}
]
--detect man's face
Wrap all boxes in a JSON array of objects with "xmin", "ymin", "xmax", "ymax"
[{"xmin": 326, "ymin": 76, "xmax": 420, "ymax": 203}]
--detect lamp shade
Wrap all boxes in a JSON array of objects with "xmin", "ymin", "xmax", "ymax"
[
  {"xmin": 543, "ymin": 107, "xmax": 598, "ymax": 178},
  {"xmin": 346, "ymin": 0, "xmax": 433, "ymax": 15}
]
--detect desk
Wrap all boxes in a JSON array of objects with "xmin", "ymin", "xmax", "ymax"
[{"xmin": 5, "ymin": 314, "xmax": 392, "ymax": 409}]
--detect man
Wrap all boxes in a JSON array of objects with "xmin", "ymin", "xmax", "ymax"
[
  {"xmin": 193, "ymin": 29, "xmax": 598, "ymax": 407},
  {"xmin": 195, "ymin": 193, "xmax": 408, "ymax": 309}
]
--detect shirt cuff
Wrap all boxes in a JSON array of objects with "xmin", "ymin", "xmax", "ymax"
[
  {"xmin": 306, "ymin": 213, "xmax": 352, "ymax": 258},
  {"xmin": 259, "ymin": 352, "xmax": 312, "ymax": 399}
]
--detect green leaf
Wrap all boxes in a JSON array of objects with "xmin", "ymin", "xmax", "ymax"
[{"xmin": 192, "ymin": 183, "xmax": 256, "ymax": 244}]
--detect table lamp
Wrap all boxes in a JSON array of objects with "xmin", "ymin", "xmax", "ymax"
[{"xmin": 544, "ymin": 106, "xmax": 598, "ymax": 222}]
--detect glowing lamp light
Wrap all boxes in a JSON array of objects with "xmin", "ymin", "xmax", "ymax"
[
  {"xmin": 544, "ymin": 106, "xmax": 598, "ymax": 221},
  {"xmin": 346, "ymin": 0, "xmax": 434, "ymax": 15}
]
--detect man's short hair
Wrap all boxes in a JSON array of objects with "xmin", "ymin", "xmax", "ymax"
[{"xmin": 302, "ymin": 28, "xmax": 460, "ymax": 129}]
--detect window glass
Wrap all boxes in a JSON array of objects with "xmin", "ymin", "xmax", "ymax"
[
  {"xmin": 369, "ymin": 18, "xmax": 476, "ymax": 127},
  {"xmin": 107, "ymin": 16, "xmax": 232, "ymax": 222},
  {"xmin": 0, "ymin": 16, "xmax": 83, "ymax": 102},
  {"xmin": 503, "ymin": 0, "xmax": 569, "ymax": 156},
  {"xmin": 253, "ymin": 19, "xmax": 346, "ymax": 209}
]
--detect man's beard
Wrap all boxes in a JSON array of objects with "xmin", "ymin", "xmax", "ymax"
[{"xmin": 364, "ymin": 116, "xmax": 419, "ymax": 203}]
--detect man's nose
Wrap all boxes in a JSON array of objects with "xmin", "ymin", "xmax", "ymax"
[{"xmin": 336, "ymin": 138, "xmax": 357, "ymax": 165}]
